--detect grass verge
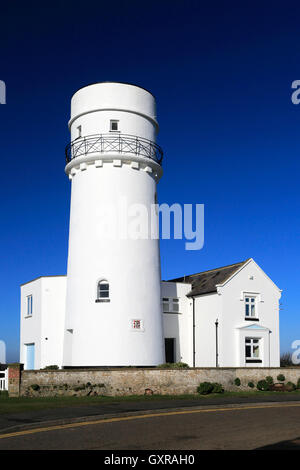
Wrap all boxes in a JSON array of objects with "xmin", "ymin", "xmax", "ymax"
[{"xmin": 0, "ymin": 390, "xmax": 300, "ymax": 415}]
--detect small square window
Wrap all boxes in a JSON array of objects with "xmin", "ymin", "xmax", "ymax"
[
  {"xmin": 163, "ymin": 298, "xmax": 170, "ymax": 312},
  {"xmin": 97, "ymin": 280, "xmax": 110, "ymax": 300},
  {"xmin": 110, "ymin": 120, "xmax": 119, "ymax": 132},
  {"xmin": 172, "ymin": 299, "xmax": 179, "ymax": 312}
]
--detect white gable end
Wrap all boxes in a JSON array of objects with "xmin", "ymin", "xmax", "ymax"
[{"xmin": 216, "ymin": 259, "xmax": 280, "ymax": 367}]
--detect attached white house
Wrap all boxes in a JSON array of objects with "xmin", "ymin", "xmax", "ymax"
[
  {"xmin": 20, "ymin": 258, "xmax": 281, "ymax": 370},
  {"xmin": 162, "ymin": 258, "xmax": 281, "ymax": 368}
]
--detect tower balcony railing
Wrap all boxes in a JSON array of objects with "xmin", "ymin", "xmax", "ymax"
[{"xmin": 65, "ymin": 133, "xmax": 163, "ymax": 165}]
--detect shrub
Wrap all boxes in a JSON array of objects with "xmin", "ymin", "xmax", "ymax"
[
  {"xmin": 157, "ymin": 362, "xmax": 189, "ymax": 369},
  {"xmin": 234, "ymin": 378, "xmax": 241, "ymax": 386},
  {"xmin": 248, "ymin": 381, "xmax": 255, "ymax": 388},
  {"xmin": 297, "ymin": 378, "xmax": 300, "ymax": 389},
  {"xmin": 173, "ymin": 362, "xmax": 190, "ymax": 369},
  {"xmin": 30, "ymin": 384, "xmax": 40, "ymax": 391},
  {"xmin": 41, "ymin": 365, "xmax": 59, "ymax": 370},
  {"xmin": 197, "ymin": 382, "xmax": 214, "ymax": 395},
  {"xmin": 73, "ymin": 384, "xmax": 87, "ymax": 391},
  {"xmin": 265, "ymin": 376, "xmax": 274, "ymax": 385},
  {"xmin": 211, "ymin": 382, "xmax": 224, "ymax": 394},
  {"xmin": 197, "ymin": 382, "xmax": 224, "ymax": 395},
  {"xmin": 277, "ymin": 374, "xmax": 285, "ymax": 382},
  {"xmin": 286, "ymin": 381, "xmax": 296, "ymax": 391},
  {"xmin": 257, "ymin": 380, "xmax": 269, "ymax": 391},
  {"xmin": 280, "ymin": 352, "xmax": 293, "ymax": 367}
]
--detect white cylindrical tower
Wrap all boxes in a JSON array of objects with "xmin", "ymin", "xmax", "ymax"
[{"xmin": 63, "ymin": 82, "xmax": 165, "ymax": 366}]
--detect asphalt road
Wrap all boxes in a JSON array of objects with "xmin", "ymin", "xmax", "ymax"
[
  {"xmin": 0, "ymin": 402, "xmax": 300, "ymax": 450},
  {"xmin": 2, "ymin": 392, "xmax": 300, "ymax": 433}
]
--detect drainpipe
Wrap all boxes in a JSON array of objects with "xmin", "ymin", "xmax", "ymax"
[
  {"xmin": 215, "ymin": 319, "xmax": 219, "ymax": 367},
  {"xmin": 192, "ymin": 297, "xmax": 195, "ymax": 367},
  {"xmin": 269, "ymin": 330, "xmax": 272, "ymax": 367}
]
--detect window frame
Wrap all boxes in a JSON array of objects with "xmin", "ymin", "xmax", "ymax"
[
  {"xmin": 26, "ymin": 295, "xmax": 33, "ymax": 317},
  {"xmin": 95, "ymin": 280, "xmax": 110, "ymax": 303},
  {"xmin": 76, "ymin": 125, "xmax": 82, "ymax": 139},
  {"xmin": 109, "ymin": 120, "xmax": 119, "ymax": 132},
  {"xmin": 245, "ymin": 337, "xmax": 261, "ymax": 363},
  {"xmin": 162, "ymin": 297, "xmax": 180, "ymax": 314},
  {"xmin": 244, "ymin": 294, "xmax": 258, "ymax": 320}
]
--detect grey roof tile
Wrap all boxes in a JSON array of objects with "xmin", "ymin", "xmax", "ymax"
[{"xmin": 169, "ymin": 259, "xmax": 250, "ymax": 296}]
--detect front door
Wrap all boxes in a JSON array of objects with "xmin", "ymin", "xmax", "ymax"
[
  {"xmin": 165, "ymin": 338, "xmax": 175, "ymax": 363},
  {"xmin": 26, "ymin": 343, "xmax": 35, "ymax": 370}
]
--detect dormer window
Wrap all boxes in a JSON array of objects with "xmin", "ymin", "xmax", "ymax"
[
  {"xmin": 96, "ymin": 280, "xmax": 110, "ymax": 303},
  {"xmin": 110, "ymin": 120, "xmax": 119, "ymax": 132}
]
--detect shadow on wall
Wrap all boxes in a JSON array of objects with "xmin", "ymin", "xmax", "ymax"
[{"xmin": 163, "ymin": 283, "xmax": 182, "ymax": 364}]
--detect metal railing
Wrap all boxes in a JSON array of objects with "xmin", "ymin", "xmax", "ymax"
[{"xmin": 65, "ymin": 133, "xmax": 163, "ymax": 165}]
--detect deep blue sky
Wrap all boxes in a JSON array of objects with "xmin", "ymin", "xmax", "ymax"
[{"xmin": 1, "ymin": 0, "xmax": 299, "ymax": 361}]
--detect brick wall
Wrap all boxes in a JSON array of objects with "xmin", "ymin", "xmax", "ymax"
[{"xmin": 7, "ymin": 363, "xmax": 23, "ymax": 397}]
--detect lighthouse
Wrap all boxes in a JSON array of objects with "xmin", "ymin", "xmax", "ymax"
[{"xmin": 62, "ymin": 82, "xmax": 165, "ymax": 367}]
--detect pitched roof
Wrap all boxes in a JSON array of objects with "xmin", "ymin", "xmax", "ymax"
[{"xmin": 169, "ymin": 259, "xmax": 250, "ymax": 297}]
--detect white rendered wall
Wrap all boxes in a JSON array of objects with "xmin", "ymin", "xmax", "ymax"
[
  {"xmin": 69, "ymin": 82, "xmax": 158, "ymax": 141},
  {"xmin": 63, "ymin": 83, "xmax": 164, "ymax": 366},
  {"xmin": 20, "ymin": 277, "xmax": 66, "ymax": 369},
  {"xmin": 217, "ymin": 260, "xmax": 281, "ymax": 367},
  {"xmin": 40, "ymin": 277, "xmax": 67, "ymax": 369},
  {"xmin": 194, "ymin": 293, "xmax": 220, "ymax": 367},
  {"xmin": 162, "ymin": 282, "xmax": 193, "ymax": 365},
  {"xmin": 20, "ymin": 279, "xmax": 42, "ymax": 369}
]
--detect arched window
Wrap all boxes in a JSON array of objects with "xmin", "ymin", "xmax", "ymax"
[{"xmin": 96, "ymin": 280, "xmax": 110, "ymax": 302}]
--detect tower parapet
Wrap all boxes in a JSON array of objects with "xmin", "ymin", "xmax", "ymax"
[{"xmin": 65, "ymin": 82, "xmax": 163, "ymax": 181}]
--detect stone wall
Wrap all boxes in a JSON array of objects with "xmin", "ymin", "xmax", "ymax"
[{"xmin": 14, "ymin": 367, "xmax": 300, "ymax": 397}]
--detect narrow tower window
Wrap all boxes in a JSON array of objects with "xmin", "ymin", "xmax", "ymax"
[
  {"xmin": 76, "ymin": 125, "xmax": 82, "ymax": 139},
  {"xmin": 26, "ymin": 295, "xmax": 33, "ymax": 316},
  {"xmin": 110, "ymin": 120, "xmax": 119, "ymax": 132},
  {"xmin": 96, "ymin": 280, "xmax": 110, "ymax": 302}
]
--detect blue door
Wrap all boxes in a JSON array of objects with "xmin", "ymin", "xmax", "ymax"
[{"xmin": 26, "ymin": 343, "xmax": 35, "ymax": 370}]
